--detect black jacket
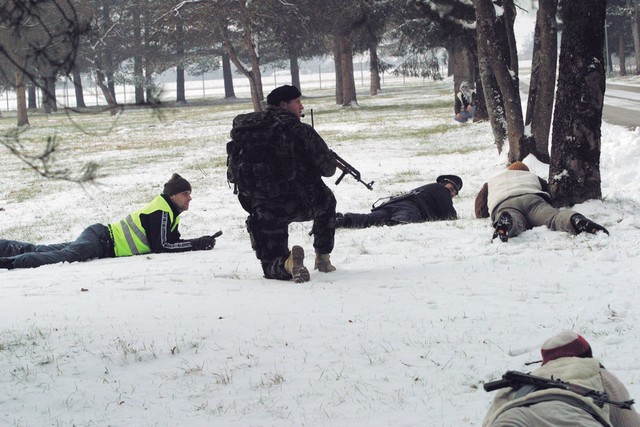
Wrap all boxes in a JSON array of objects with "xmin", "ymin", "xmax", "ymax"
[{"xmin": 374, "ymin": 183, "xmax": 457, "ymax": 221}]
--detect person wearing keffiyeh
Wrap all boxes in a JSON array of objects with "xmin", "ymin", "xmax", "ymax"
[{"xmin": 454, "ymin": 80, "xmax": 477, "ymax": 123}]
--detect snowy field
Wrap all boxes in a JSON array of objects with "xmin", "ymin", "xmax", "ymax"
[{"xmin": 1, "ymin": 75, "xmax": 639, "ymax": 426}]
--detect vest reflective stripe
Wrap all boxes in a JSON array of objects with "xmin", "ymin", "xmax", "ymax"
[
  {"xmin": 109, "ymin": 195, "xmax": 178, "ymax": 257},
  {"xmin": 118, "ymin": 215, "xmax": 150, "ymax": 255}
]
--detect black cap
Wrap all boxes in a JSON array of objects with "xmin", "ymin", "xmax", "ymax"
[
  {"xmin": 163, "ymin": 173, "xmax": 191, "ymax": 196},
  {"xmin": 436, "ymin": 175, "xmax": 463, "ymax": 192},
  {"xmin": 266, "ymin": 85, "xmax": 302, "ymax": 106}
]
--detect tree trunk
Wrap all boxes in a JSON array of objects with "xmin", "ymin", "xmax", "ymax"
[
  {"xmin": 451, "ymin": 40, "xmax": 474, "ymax": 95},
  {"xmin": 474, "ymin": 0, "xmax": 524, "ymax": 161},
  {"xmin": 474, "ymin": 0, "xmax": 516, "ymax": 155},
  {"xmin": 548, "ymin": 0, "xmax": 606, "ymax": 206},
  {"xmin": 96, "ymin": 69, "xmax": 118, "ymax": 116},
  {"xmin": 72, "ymin": 68, "xmax": 86, "ymax": 108},
  {"xmin": 337, "ymin": 32, "xmax": 357, "ymax": 107},
  {"xmin": 176, "ymin": 21, "xmax": 186, "ymax": 103},
  {"xmin": 101, "ymin": 1, "xmax": 117, "ymax": 103},
  {"xmin": 524, "ymin": 0, "xmax": 557, "ymax": 163},
  {"xmin": 631, "ymin": 0, "xmax": 640, "ymax": 74},
  {"xmin": 618, "ymin": 33, "xmax": 627, "ymax": 76},
  {"xmin": 16, "ymin": 68, "xmax": 29, "ymax": 127},
  {"xmin": 240, "ymin": 11, "xmax": 263, "ymax": 110},
  {"xmin": 333, "ymin": 40, "xmax": 343, "ymax": 105},
  {"xmin": 222, "ymin": 35, "xmax": 262, "ymax": 111},
  {"xmin": 290, "ymin": 55, "xmax": 301, "ymax": 91},
  {"xmin": 145, "ymin": 66, "xmax": 154, "ymax": 103},
  {"xmin": 451, "ymin": 39, "xmax": 478, "ymax": 119},
  {"xmin": 502, "ymin": 0, "xmax": 519, "ymax": 75},
  {"xmin": 219, "ymin": 8, "xmax": 264, "ymax": 111},
  {"xmin": 133, "ymin": 5, "xmax": 145, "ymax": 105},
  {"xmin": 27, "ymin": 83, "xmax": 37, "ymax": 110},
  {"xmin": 43, "ymin": 76, "xmax": 58, "ymax": 114},
  {"xmin": 107, "ymin": 71, "xmax": 116, "ymax": 102},
  {"xmin": 176, "ymin": 65, "xmax": 186, "ymax": 103},
  {"xmin": 369, "ymin": 44, "xmax": 381, "ymax": 95},
  {"xmin": 222, "ymin": 53, "xmax": 236, "ymax": 99}
]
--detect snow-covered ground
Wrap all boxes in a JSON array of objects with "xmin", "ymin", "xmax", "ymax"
[{"xmin": 1, "ymin": 75, "xmax": 639, "ymax": 426}]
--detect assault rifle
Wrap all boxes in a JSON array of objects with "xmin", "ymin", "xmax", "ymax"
[
  {"xmin": 332, "ymin": 150, "xmax": 374, "ymax": 191},
  {"xmin": 483, "ymin": 370, "xmax": 635, "ymax": 410},
  {"xmin": 307, "ymin": 109, "xmax": 374, "ymax": 191}
]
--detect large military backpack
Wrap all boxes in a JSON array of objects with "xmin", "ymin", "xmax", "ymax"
[{"xmin": 226, "ymin": 110, "xmax": 296, "ymax": 199}]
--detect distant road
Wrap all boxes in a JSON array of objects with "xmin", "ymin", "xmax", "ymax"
[
  {"xmin": 519, "ymin": 80, "xmax": 639, "ymax": 130},
  {"xmin": 603, "ymin": 83, "xmax": 640, "ymax": 130}
]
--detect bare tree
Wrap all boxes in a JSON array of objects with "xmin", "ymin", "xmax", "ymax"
[
  {"xmin": 474, "ymin": 0, "xmax": 525, "ymax": 161},
  {"xmin": 219, "ymin": 4, "xmax": 264, "ymax": 111},
  {"xmin": 524, "ymin": 0, "xmax": 557, "ymax": 163},
  {"xmin": 0, "ymin": 0, "xmax": 98, "ymax": 183},
  {"xmin": 0, "ymin": 0, "xmax": 86, "ymax": 125}
]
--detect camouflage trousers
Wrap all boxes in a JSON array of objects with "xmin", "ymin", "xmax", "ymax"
[{"xmin": 241, "ymin": 182, "xmax": 336, "ymax": 281}]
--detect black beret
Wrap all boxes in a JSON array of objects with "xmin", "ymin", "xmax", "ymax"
[{"xmin": 266, "ymin": 85, "xmax": 302, "ymax": 106}]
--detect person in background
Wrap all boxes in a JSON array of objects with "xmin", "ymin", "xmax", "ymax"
[
  {"xmin": 0, "ymin": 173, "xmax": 220, "ymax": 270},
  {"xmin": 335, "ymin": 175, "xmax": 462, "ymax": 229},
  {"xmin": 454, "ymin": 80, "xmax": 476, "ymax": 123},
  {"xmin": 483, "ymin": 330, "xmax": 640, "ymax": 426},
  {"xmin": 475, "ymin": 162, "xmax": 608, "ymax": 242}
]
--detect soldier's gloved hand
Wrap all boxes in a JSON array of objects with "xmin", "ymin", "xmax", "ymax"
[{"xmin": 191, "ymin": 235, "xmax": 217, "ymax": 250}]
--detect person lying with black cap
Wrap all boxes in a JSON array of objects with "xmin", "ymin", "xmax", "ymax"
[
  {"xmin": 0, "ymin": 173, "xmax": 221, "ymax": 270},
  {"xmin": 335, "ymin": 174, "xmax": 462, "ymax": 229}
]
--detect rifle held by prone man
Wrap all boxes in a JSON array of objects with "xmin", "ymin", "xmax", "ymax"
[{"xmin": 483, "ymin": 370, "xmax": 635, "ymax": 410}]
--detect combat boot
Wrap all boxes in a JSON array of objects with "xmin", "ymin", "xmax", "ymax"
[
  {"xmin": 284, "ymin": 245, "xmax": 310, "ymax": 283},
  {"xmin": 492, "ymin": 212, "xmax": 512, "ymax": 242},
  {"xmin": 571, "ymin": 214, "xmax": 609, "ymax": 235},
  {"xmin": 0, "ymin": 257, "xmax": 15, "ymax": 269},
  {"xmin": 314, "ymin": 253, "xmax": 336, "ymax": 272}
]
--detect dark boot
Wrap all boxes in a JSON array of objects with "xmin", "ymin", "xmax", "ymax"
[
  {"xmin": 571, "ymin": 214, "xmax": 609, "ymax": 235},
  {"xmin": 492, "ymin": 212, "xmax": 513, "ymax": 242},
  {"xmin": 0, "ymin": 257, "xmax": 15, "ymax": 269},
  {"xmin": 335, "ymin": 213, "xmax": 345, "ymax": 229}
]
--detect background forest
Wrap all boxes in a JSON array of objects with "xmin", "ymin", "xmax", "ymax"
[{"xmin": 1, "ymin": 0, "xmax": 639, "ymax": 209}]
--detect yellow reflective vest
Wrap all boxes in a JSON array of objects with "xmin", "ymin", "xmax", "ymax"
[{"xmin": 108, "ymin": 195, "xmax": 180, "ymax": 257}]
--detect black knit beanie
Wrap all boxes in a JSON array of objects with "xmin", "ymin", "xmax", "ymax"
[{"xmin": 163, "ymin": 173, "xmax": 191, "ymax": 196}]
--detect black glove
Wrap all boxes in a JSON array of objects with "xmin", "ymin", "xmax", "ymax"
[{"xmin": 191, "ymin": 235, "xmax": 216, "ymax": 250}]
